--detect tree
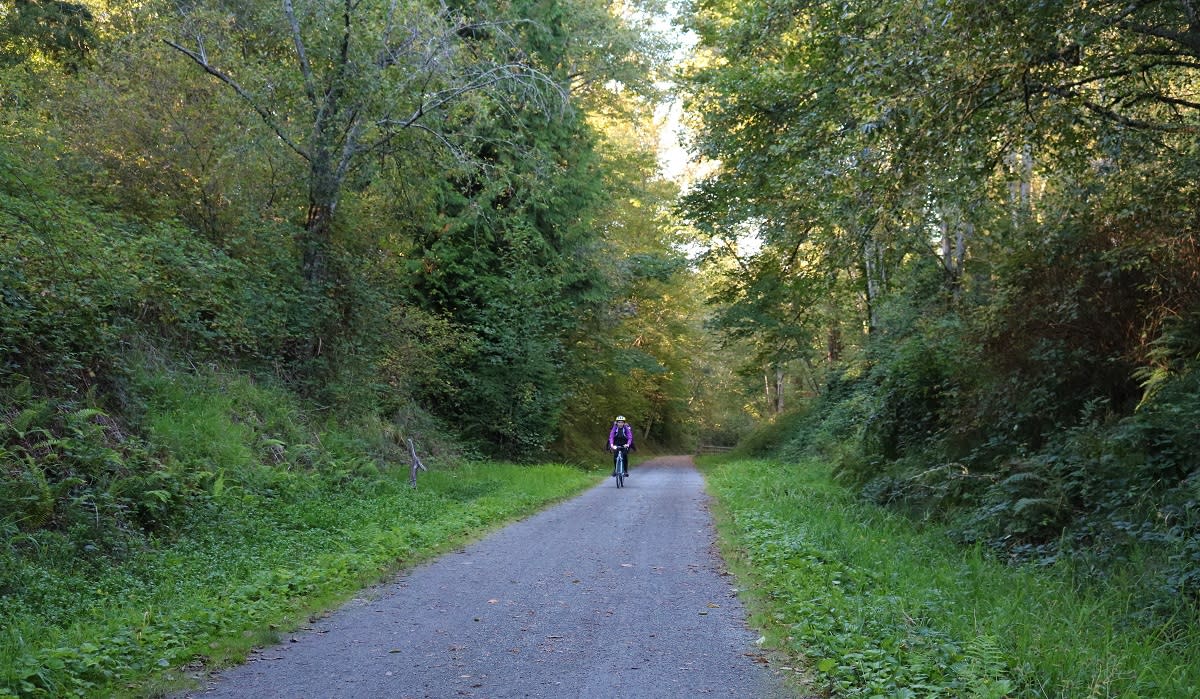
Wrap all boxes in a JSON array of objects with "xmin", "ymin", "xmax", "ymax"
[
  {"xmin": 679, "ymin": 0, "xmax": 1200, "ymax": 371},
  {"xmin": 0, "ymin": 0, "xmax": 96, "ymax": 72},
  {"xmin": 676, "ymin": 0, "xmax": 1200, "ymax": 572},
  {"xmin": 393, "ymin": 0, "xmax": 675, "ymax": 457},
  {"xmin": 164, "ymin": 0, "xmax": 569, "ymax": 348}
]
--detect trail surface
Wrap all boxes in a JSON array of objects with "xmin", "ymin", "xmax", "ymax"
[{"xmin": 185, "ymin": 455, "xmax": 790, "ymax": 698}]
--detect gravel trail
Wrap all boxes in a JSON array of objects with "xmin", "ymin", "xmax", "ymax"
[{"xmin": 185, "ymin": 455, "xmax": 791, "ymax": 698}]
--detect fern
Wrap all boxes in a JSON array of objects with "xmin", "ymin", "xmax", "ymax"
[
  {"xmin": 998, "ymin": 471, "xmax": 1047, "ymax": 490},
  {"xmin": 958, "ymin": 635, "xmax": 1014, "ymax": 699},
  {"xmin": 1013, "ymin": 497, "xmax": 1055, "ymax": 515}
]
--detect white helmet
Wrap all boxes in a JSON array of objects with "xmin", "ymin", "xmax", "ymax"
[{"xmin": 615, "ymin": 415, "xmax": 626, "ymax": 421}]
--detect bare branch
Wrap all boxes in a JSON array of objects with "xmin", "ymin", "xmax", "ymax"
[
  {"xmin": 404, "ymin": 121, "xmax": 470, "ymax": 161},
  {"xmin": 380, "ymin": 62, "xmax": 567, "ymax": 135},
  {"xmin": 722, "ymin": 237, "xmax": 750, "ymax": 274},
  {"xmin": 1128, "ymin": 92, "xmax": 1200, "ymax": 111},
  {"xmin": 162, "ymin": 38, "xmax": 310, "ymax": 161},
  {"xmin": 379, "ymin": 0, "xmax": 402, "ymax": 59},
  {"xmin": 336, "ymin": 114, "xmax": 365, "ymax": 182},
  {"xmin": 283, "ymin": 0, "xmax": 319, "ymax": 107}
]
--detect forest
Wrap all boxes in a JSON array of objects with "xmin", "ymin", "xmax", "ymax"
[
  {"xmin": 2, "ymin": 0, "xmax": 1199, "ymax": 695},
  {"xmin": 679, "ymin": 0, "xmax": 1200, "ymax": 603}
]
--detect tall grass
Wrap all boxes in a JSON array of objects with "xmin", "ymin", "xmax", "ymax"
[
  {"xmin": 702, "ymin": 458, "xmax": 1200, "ymax": 698},
  {"xmin": 0, "ymin": 358, "xmax": 595, "ymax": 698},
  {"xmin": 0, "ymin": 461, "xmax": 593, "ymax": 698}
]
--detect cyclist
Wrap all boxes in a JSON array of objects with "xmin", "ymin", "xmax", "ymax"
[{"xmin": 608, "ymin": 415, "xmax": 634, "ymax": 477}]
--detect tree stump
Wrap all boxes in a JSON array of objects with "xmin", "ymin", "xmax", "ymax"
[{"xmin": 407, "ymin": 437, "xmax": 427, "ymax": 488}]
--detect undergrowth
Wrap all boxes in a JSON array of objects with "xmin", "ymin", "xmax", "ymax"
[
  {"xmin": 0, "ymin": 461, "xmax": 592, "ymax": 698},
  {"xmin": 0, "ymin": 357, "xmax": 594, "ymax": 698},
  {"xmin": 702, "ymin": 457, "xmax": 1200, "ymax": 698}
]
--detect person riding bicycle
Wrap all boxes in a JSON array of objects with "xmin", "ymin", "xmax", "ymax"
[{"xmin": 608, "ymin": 415, "xmax": 634, "ymax": 477}]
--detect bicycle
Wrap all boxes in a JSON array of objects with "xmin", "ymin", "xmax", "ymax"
[{"xmin": 612, "ymin": 446, "xmax": 628, "ymax": 488}]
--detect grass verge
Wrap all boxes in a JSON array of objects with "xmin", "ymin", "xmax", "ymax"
[
  {"xmin": 700, "ymin": 457, "xmax": 1200, "ymax": 698},
  {"xmin": 0, "ymin": 462, "xmax": 594, "ymax": 698}
]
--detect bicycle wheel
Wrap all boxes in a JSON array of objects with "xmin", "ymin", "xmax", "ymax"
[{"xmin": 615, "ymin": 451, "xmax": 625, "ymax": 488}]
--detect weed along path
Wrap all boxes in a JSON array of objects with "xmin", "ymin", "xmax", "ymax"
[{"xmin": 184, "ymin": 455, "xmax": 791, "ymax": 698}]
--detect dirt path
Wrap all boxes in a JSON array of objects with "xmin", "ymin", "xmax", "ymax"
[{"xmin": 184, "ymin": 455, "xmax": 791, "ymax": 698}]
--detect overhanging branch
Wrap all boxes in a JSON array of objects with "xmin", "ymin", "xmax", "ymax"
[{"xmin": 162, "ymin": 38, "xmax": 310, "ymax": 161}]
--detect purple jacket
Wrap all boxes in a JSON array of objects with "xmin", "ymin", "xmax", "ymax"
[{"xmin": 608, "ymin": 423, "xmax": 633, "ymax": 449}]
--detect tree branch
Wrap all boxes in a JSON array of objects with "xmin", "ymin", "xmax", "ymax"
[
  {"xmin": 282, "ymin": 0, "xmax": 319, "ymax": 108},
  {"xmin": 1119, "ymin": 19, "xmax": 1200, "ymax": 53},
  {"xmin": 382, "ymin": 63, "xmax": 565, "ymax": 133},
  {"xmin": 161, "ymin": 38, "xmax": 310, "ymax": 161},
  {"xmin": 1126, "ymin": 91, "xmax": 1200, "ymax": 112},
  {"xmin": 1078, "ymin": 94, "xmax": 1199, "ymax": 131}
]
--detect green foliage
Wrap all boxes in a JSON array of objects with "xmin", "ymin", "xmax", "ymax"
[
  {"xmin": 400, "ymin": 90, "xmax": 609, "ymax": 456},
  {"xmin": 772, "ymin": 370, "xmax": 875, "ymax": 471},
  {"xmin": 766, "ymin": 359, "xmax": 1200, "ymax": 608},
  {"xmin": 731, "ymin": 407, "xmax": 811, "ymax": 457},
  {"xmin": 0, "ymin": 389, "xmax": 198, "ymax": 561},
  {"xmin": 0, "ymin": 335, "xmax": 590, "ymax": 699},
  {"xmin": 1, "ymin": 145, "xmax": 306, "ymax": 385},
  {"xmin": 0, "ymin": 459, "xmax": 592, "ymax": 698},
  {"xmin": 680, "ymin": 0, "xmax": 1200, "ymax": 623},
  {"xmin": 0, "ymin": 345, "xmax": 456, "ymax": 576},
  {"xmin": 130, "ymin": 363, "xmax": 275, "ymax": 478},
  {"xmin": 704, "ymin": 458, "xmax": 1200, "ymax": 697},
  {"xmin": 1, "ymin": 0, "xmax": 689, "ymax": 466},
  {"xmin": 0, "ymin": 0, "xmax": 96, "ymax": 72},
  {"xmin": 0, "ymin": 1, "xmax": 699, "ymax": 694}
]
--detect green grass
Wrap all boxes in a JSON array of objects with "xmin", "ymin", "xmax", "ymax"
[
  {"xmin": 0, "ymin": 461, "xmax": 594, "ymax": 698},
  {"xmin": 700, "ymin": 457, "xmax": 1200, "ymax": 698}
]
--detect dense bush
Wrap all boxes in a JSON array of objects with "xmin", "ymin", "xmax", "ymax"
[
  {"xmin": 0, "ymin": 389, "xmax": 200, "ymax": 563},
  {"xmin": 754, "ymin": 210, "xmax": 1200, "ymax": 610},
  {"xmin": 1, "ymin": 157, "xmax": 305, "ymax": 389},
  {"xmin": 764, "ymin": 362, "xmax": 1200, "ymax": 614}
]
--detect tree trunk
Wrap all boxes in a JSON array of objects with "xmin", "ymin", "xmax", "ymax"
[
  {"xmin": 301, "ymin": 138, "xmax": 343, "ymax": 288},
  {"xmin": 938, "ymin": 202, "xmax": 973, "ymax": 301},
  {"xmin": 1008, "ymin": 143, "xmax": 1034, "ymax": 224},
  {"xmin": 296, "ymin": 138, "xmax": 349, "ymax": 357},
  {"xmin": 826, "ymin": 323, "xmax": 842, "ymax": 364},
  {"xmin": 302, "ymin": 202, "xmax": 333, "ymax": 289},
  {"xmin": 863, "ymin": 236, "xmax": 884, "ymax": 335},
  {"xmin": 774, "ymin": 364, "xmax": 784, "ymax": 414}
]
